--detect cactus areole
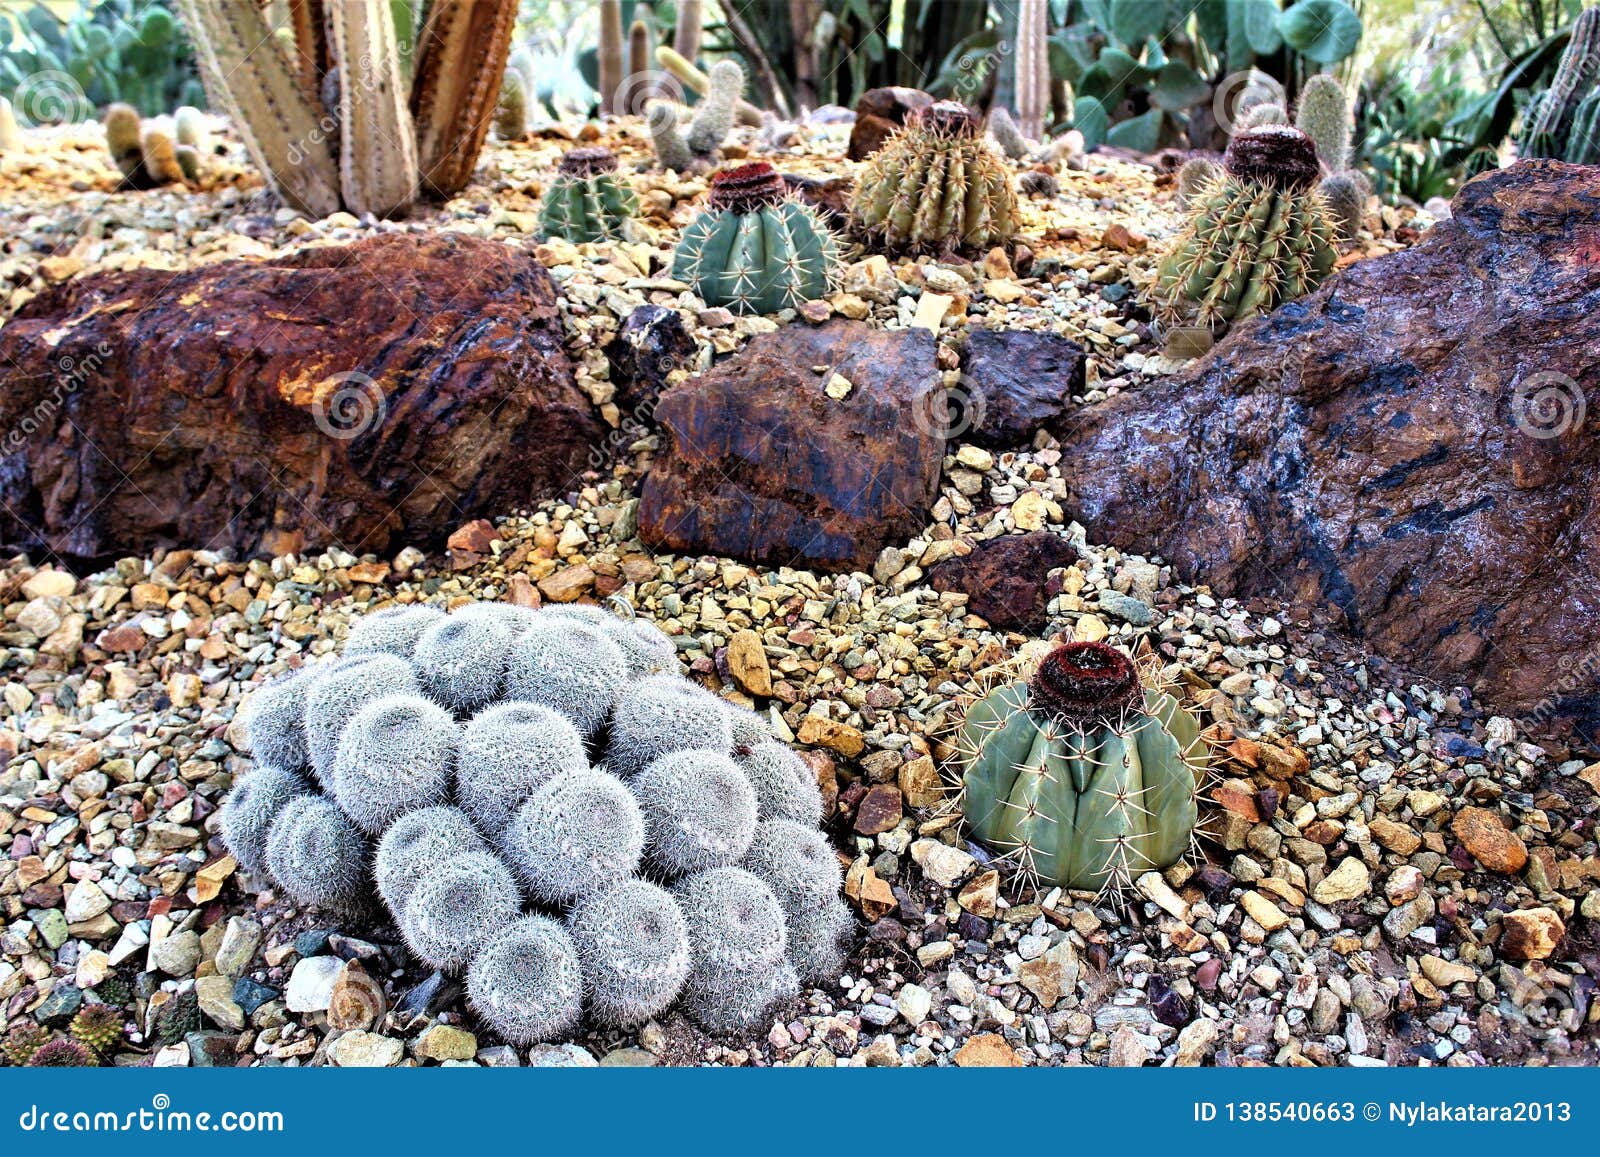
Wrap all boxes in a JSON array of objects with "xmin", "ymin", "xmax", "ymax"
[{"xmin": 957, "ymin": 642, "xmax": 1205, "ymax": 893}]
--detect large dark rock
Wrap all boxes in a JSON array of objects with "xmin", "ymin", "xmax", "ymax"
[
  {"xmin": 959, "ymin": 328, "xmax": 1086, "ymax": 447},
  {"xmin": 608, "ymin": 303, "xmax": 695, "ymax": 418},
  {"xmin": 848, "ymin": 86, "xmax": 932, "ymax": 161},
  {"xmin": 0, "ymin": 233, "xmax": 601, "ymax": 563},
  {"xmin": 639, "ymin": 320, "xmax": 943, "ymax": 573},
  {"xmin": 928, "ymin": 532, "xmax": 1081, "ymax": 631},
  {"xmin": 1052, "ymin": 161, "xmax": 1600, "ymax": 745}
]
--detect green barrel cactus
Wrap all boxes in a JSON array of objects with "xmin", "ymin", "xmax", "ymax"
[
  {"xmin": 1149, "ymin": 125, "xmax": 1338, "ymax": 336},
  {"xmin": 539, "ymin": 147, "xmax": 638, "ymax": 243},
  {"xmin": 957, "ymin": 641, "xmax": 1206, "ymax": 894},
  {"xmin": 671, "ymin": 161, "xmax": 840, "ymax": 316}
]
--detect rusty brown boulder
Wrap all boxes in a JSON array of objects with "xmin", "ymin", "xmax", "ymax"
[
  {"xmin": 1053, "ymin": 161, "xmax": 1600, "ymax": 745},
  {"xmin": 928, "ymin": 531, "xmax": 1080, "ymax": 632},
  {"xmin": 639, "ymin": 320, "xmax": 943, "ymax": 573},
  {"xmin": 0, "ymin": 232, "xmax": 601, "ymax": 563}
]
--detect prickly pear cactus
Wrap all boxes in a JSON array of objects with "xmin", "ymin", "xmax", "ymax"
[
  {"xmin": 849, "ymin": 100, "xmax": 1019, "ymax": 256},
  {"xmin": 672, "ymin": 161, "xmax": 840, "ymax": 315},
  {"xmin": 539, "ymin": 147, "xmax": 638, "ymax": 243},
  {"xmin": 957, "ymin": 641, "xmax": 1206, "ymax": 894},
  {"xmin": 1149, "ymin": 126, "xmax": 1338, "ymax": 336}
]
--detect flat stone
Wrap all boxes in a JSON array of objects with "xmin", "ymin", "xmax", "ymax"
[
  {"xmin": 853, "ymin": 784, "xmax": 903, "ymax": 836},
  {"xmin": 953, "ymin": 1032, "xmax": 1024, "ymax": 1067},
  {"xmin": 1240, "ymin": 890, "xmax": 1289, "ymax": 932},
  {"xmin": 212, "ymin": 916, "xmax": 262, "ymax": 978},
  {"xmin": 1312, "ymin": 857, "xmax": 1372, "ymax": 904},
  {"xmin": 726, "ymin": 629, "xmax": 773, "ymax": 697},
  {"xmin": 195, "ymin": 975, "xmax": 245, "ymax": 1032},
  {"xmin": 1420, "ymin": 955, "xmax": 1477, "ymax": 987},
  {"xmin": 1500, "ymin": 907, "xmax": 1565, "ymax": 961},
  {"xmin": 527, "ymin": 1043, "xmax": 599, "ymax": 1067},
  {"xmin": 927, "ymin": 531, "xmax": 1079, "ymax": 632},
  {"xmin": 910, "ymin": 839, "xmax": 976, "ymax": 888},
  {"xmin": 798, "ymin": 714, "xmax": 866, "ymax": 757},
  {"xmin": 150, "ymin": 930, "xmax": 202, "ymax": 977},
  {"xmin": 958, "ymin": 328, "xmax": 1086, "ymax": 448},
  {"xmin": 329, "ymin": 1030, "xmax": 404, "ymax": 1068},
  {"xmin": 63, "ymin": 878, "xmax": 111, "ymax": 924},
  {"xmin": 284, "ymin": 955, "xmax": 344, "ymax": 1014}
]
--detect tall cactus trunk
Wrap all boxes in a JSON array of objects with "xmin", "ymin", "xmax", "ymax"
[
  {"xmin": 1014, "ymin": 0, "xmax": 1048, "ymax": 139},
  {"xmin": 673, "ymin": 0, "xmax": 703, "ymax": 65},
  {"xmin": 286, "ymin": 0, "xmax": 330, "ymax": 96},
  {"xmin": 177, "ymin": 0, "xmax": 342, "ymax": 218},
  {"xmin": 598, "ymin": 0, "xmax": 625, "ymax": 116},
  {"xmin": 328, "ymin": 0, "xmax": 418, "ymax": 217},
  {"xmin": 409, "ymin": 0, "xmax": 517, "ymax": 198}
]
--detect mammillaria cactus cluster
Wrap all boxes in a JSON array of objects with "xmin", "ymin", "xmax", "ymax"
[{"xmin": 223, "ymin": 600, "xmax": 850, "ymax": 1045}]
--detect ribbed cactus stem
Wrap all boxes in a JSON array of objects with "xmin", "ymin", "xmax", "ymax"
[
  {"xmin": 327, "ymin": 0, "xmax": 418, "ymax": 218},
  {"xmin": 686, "ymin": 59, "xmax": 743, "ymax": 157},
  {"xmin": 410, "ymin": 0, "xmax": 518, "ymax": 198},
  {"xmin": 1566, "ymin": 88, "xmax": 1600, "ymax": 163},
  {"xmin": 647, "ymin": 101, "xmax": 694, "ymax": 171},
  {"xmin": 1523, "ymin": 6, "xmax": 1600, "ymax": 158},
  {"xmin": 673, "ymin": 0, "xmax": 703, "ymax": 63},
  {"xmin": 177, "ymin": 0, "xmax": 342, "ymax": 218},
  {"xmin": 1295, "ymin": 74, "xmax": 1351, "ymax": 171},
  {"xmin": 598, "ymin": 0, "xmax": 625, "ymax": 115},
  {"xmin": 1014, "ymin": 0, "xmax": 1048, "ymax": 141}
]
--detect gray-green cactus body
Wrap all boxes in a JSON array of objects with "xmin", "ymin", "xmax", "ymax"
[{"xmin": 540, "ymin": 147, "xmax": 638, "ymax": 243}]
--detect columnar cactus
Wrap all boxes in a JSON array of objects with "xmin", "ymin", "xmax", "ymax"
[
  {"xmin": 539, "ymin": 147, "xmax": 639, "ymax": 244},
  {"xmin": 1013, "ymin": 0, "xmax": 1050, "ymax": 141},
  {"xmin": 104, "ymin": 103, "xmax": 183, "ymax": 189},
  {"xmin": 849, "ymin": 101, "xmax": 1020, "ymax": 257},
  {"xmin": 956, "ymin": 641, "xmax": 1207, "ymax": 894},
  {"xmin": 671, "ymin": 161, "xmax": 841, "ymax": 315},
  {"xmin": 598, "ymin": 0, "xmax": 625, "ymax": 115},
  {"xmin": 1295, "ymin": 74, "xmax": 1351, "ymax": 171},
  {"xmin": 467, "ymin": 916, "xmax": 583, "ymax": 1046},
  {"xmin": 568, "ymin": 881, "xmax": 692, "ymax": 1027},
  {"xmin": 633, "ymin": 751, "xmax": 759, "ymax": 876},
  {"xmin": 1521, "ymin": 7, "xmax": 1600, "ymax": 160},
  {"xmin": 264, "ymin": 796, "xmax": 369, "ymax": 912},
  {"xmin": 1320, "ymin": 171, "xmax": 1367, "ymax": 241},
  {"xmin": 1149, "ymin": 126, "xmax": 1338, "ymax": 335},
  {"xmin": 496, "ymin": 70, "xmax": 528, "ymax": 140},
  {"xmin": 331, "ymin": 695, "xmax": 458, "ymax": 835},
  {"xmin": 646, "ymin": 58, "xmax": 746, "ymax": 170}
]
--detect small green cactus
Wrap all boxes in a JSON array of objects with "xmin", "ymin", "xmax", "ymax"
[
  {"xmin": 496, "ymin": 69, "xmax": 527, "ymax": 140},
  {"xmin": 1295, "ymin": 74, "xmax": 1351, "ymax": 171},
  {"xmin": 988, "ymin": 106, "xmax": 1030, "ymax": 161},
  {"xmin": 150, "ymin": 989, "xmax": 199, "ymax": 1047},
  {"xmin": 956, "ymin": 641, "xmax": 1207, "ymax": 895},
  {"xmin": 1149, "ymin": 126, "xmax": 1338, "ymax": 335},
  {"xmin": 1564, "ymin": 87, "xmax": 1600, "ymax": 163},
  {"xmin": 850, "ymin": 101, "xmax": 1020, "ymax": 257},
  {"xmin": 671, "ymin": 160, "xmax": 841, "ymax": 315},
  {"xmin": 69, "ymin": 1004, "xmax": 124, "ymax": 1059},
  {"xmin": 539, "ymin": 147, "xmax": 639, "ymax": 244}
]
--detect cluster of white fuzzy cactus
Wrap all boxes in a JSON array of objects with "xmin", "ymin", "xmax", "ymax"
[{"xmin": 222, "ymin": 601, "xmax": 851, "ymax": 1045}]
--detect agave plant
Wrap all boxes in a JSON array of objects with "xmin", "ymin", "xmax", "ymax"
[{"xmin": 178, "ymin": 0, "xmax": 515, "ymax": 219}]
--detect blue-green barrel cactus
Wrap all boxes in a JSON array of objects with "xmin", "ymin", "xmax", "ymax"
[
  {"xmin": 957, "ymin": 641, "xmax": 1206, "ymax": 894},
  {"xmin": 671, "ymin": 161, "xmax": 840, "ymax": 316},
  {"xmin": 540, "ymin": 147, "xmax": 638, "ymax": 244}
]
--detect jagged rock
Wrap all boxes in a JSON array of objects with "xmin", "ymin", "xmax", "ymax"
[
  {"xmin": 607, "ymin": 302, "xmax": 695, "ymax": 417},
  {"xmin": 640, "ymin": 320, "xmax": 943, "ymax": 573},
  {"xmin": 928, "ymin": 531, "xmax": 1079, "ymax": 631},
  {"xmin": 0, "ymin": 233, "xmax": 601, "ymax": 563},
  {"xmin": 958, "ymin": 328, "xmax": 1086, "ymax": 447},
  {"xmin": 1053, "ymin": 162, "xmax": 1600, "ymax": 745}
]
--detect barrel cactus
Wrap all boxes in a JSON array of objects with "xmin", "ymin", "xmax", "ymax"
[
  {"xmin": 1149, "ymin": 126, "xmax": 1338, "ymax": 337},
  {"xmin": 849, "ymin": 100, "xmax": 1020, "ymax": 257},
  {"xmin": 956, "ymin": 641, "xmax": 1207, "ymax": 894},
  {"xmin": 671, "ymin": 161, "xmax": 841, "ymax": 316},
  {"xmin": 221, "ymin": 598, "xmax": 854, "ymax": 1045},
  {"xmin": 539, "ymin": 147, "xmax": 638, "ymax": 244}
]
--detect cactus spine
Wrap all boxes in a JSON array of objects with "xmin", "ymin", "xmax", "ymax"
[
  {"xmin": 1150, "ymin": 126, "xmax": 1338, "ymax": 334},
  {"xmin": 672, "ymin": 161, "xmax": 841, "ymax": 315},
  {"xmin": 599, "ymin": 0, "xmax": 625, "ymax": 115},
  {"xmin": 850, "ymin": 101, "xmax": 1020, "ymax": 257},
  {"xmin": 1521, "ymin": 6, "xmax": 1600, "ymax": 159},
  {"xmin": 957, "ymin": 642, "xmax": 1206, "ymax": 894},
  {"xmin": 539, "ymin": 147, "xmax": 639, "ymax": 243},
  {"xmin": 1013, "ymin": 0, "xmax": 1049, "ymax": 141}
]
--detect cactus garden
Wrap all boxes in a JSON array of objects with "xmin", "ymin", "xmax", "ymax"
[{"xmin": 0, "ymin": 0, "xmax": 1595, "ymax": 1074}]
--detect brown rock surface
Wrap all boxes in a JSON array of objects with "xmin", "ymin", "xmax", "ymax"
[
  {"xmin": 848, "ymin": 87, "xmax": 932, "ymax": 160},
  {"xmin": 1499, "ymin": 907, "xmax": 1565, "ymax": 961},
  {"xmin": 1051, "ymin": 162, "xmax": 1600, "ymax": 744},
  {"xmin": 0, "ymin": 233, "xmax": 601, "ymax": 563},
  {"xmin": 1452, "ymin": 806, "xmax": 1529, "ymax": 874},
  {"xmin": 928, "ymin": 531, "xmax": 1079, "ymax": 631},
  {"xmin": 639, "ymin": 320, "xmax": 943, "ymax": 573},
  {"xmin": 958, "ymin": 328, "xmax": 1086, "ymax": 448}
]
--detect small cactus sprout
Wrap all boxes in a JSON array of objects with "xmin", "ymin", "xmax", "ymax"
[
  {"xmin": 607, "ymin": 671, "xmax": 732, "ymax": 777},
  {"xmin": 467, "ymin": 915, "xmax": 583, "ymax": 1046},
  {"xmin": 1295, "ymin": 74, "xmax": 1351, "ymax": 171},
  {"xmin": 221, "ymin": 766, "xmax": 312, "ymax": 878},
  {"xmin": 373, "ymin": 806, "xmax": 486, "ymax": 915},
  {"xmin": 142, "ymin": 131, "xmax": 185, "ymax": 184},
  {"xmin": 402, "ymin": 850, "xmax": 523, "ymax": 972},
  {"xmin": 27, "ymin": 1039, "xmax": 96, "ymax": 1067},
  {"xmin": 671, "ymin": 160, "xmax": 841, "ymax": 315},
  {"xmin": 2, "ymin": 1021, "xmax": 49, "ymax": 1066},
  {"xmin": 305, "ymin": 653, "xmax": 419, "ymax": 788},
  {"xmin": 1017, "ymin": 169, "xmax": 1059, "ymax": 197},
  {"xmin": 503, "ymin": 620, "xmax": 628, "ymax": 736},
  {"xmin": 241, "ymin": 668, "xmax": 312, "ymax": 774},
  {"xmin": 500, "ymin": 769, "xmax": 645, "ymax": 904},
  {"xmin": 174, "ymin": 106, "xmax": 210, "ymax": 154},
  {"xmin": 539, "ymin": 146, "xmax": 639, "ymax": 243},
  {"xmin": 332, "ymin": 694, "xmax": 459, "ymax": 835},
  {"xmin": 568, "ymin": 880, "xmax": 692, "ymax": 1027},
  {"xmin": 344, "ymin": 604, "xmax": 446, "ymax": 659},
  {"xmin": 1320, "ymin": 170, "xmax": 1367, "ymax": 240},
  {"xmin": 496, "ymin": 68, "xmax": 528, "ymax": 140},
  {"xmin": 1149, "ymin": 126, "xmax": 1338, "ymax": 335},
  {"xmin": 686, "ymin": 58, "xmax": 744, "ymax": 156},
  {"xmin": 850, "ymin": 100, "xmax": 1020, "ymax": 257},
  {"xmin": 413, "ymin": 612, "xmax": 513, "ymax": 713},
  {"xmin": 647, "ymin": 100, "xmax": 696, "ymax": 171},
  {"xmin": 1175, "ymin": 156, "xmax": 1223, "ymax": 209},
  {"xmin": 264, "ymin": 795, "xmax": 369, "ymax": 912},
  {"xmin": 175, "ymin": 145, "xmax": 202, "ymax": 183},
  {"xmin": 603, "ymin": 616, "xmax": 677, "ymax": 677},
  {"xmin": 632, "ymin": 750, "xmax": 758, "ymax": 876},
  {"xmin": 70, "ymin": 1004, "xmax": 124, "ymax": 1058},
  {"xmin": 957, "ymin": 641, "xmax": 1206, "ymax": 895},
  {"xmin": 736, "ymin": 740, "xmax": 822, "ymax": 825},
  {"xmin": 458, "ymin": 702, "xmax": 588, "ymax": 835},
  {"xmin": 104, "ymin": 103, "xmax": 145, "ymax": 184},
  {"xmin": 674, "ymin": 866, "xmax": 792, "ymax": 1032}
]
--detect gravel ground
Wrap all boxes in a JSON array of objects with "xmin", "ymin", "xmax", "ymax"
[{"xmin": 0, "ymin": 116, "xmax": 1593, "ymax": 1069}]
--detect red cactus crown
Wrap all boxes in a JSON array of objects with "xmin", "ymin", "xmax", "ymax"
[
  {"xmin": 708, "ymin": 161, "xmax": 788, "ymax": 214},
  {"xmin": 1028, "ymin": 641, "xmax": 1143, "ymax": 723}
]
